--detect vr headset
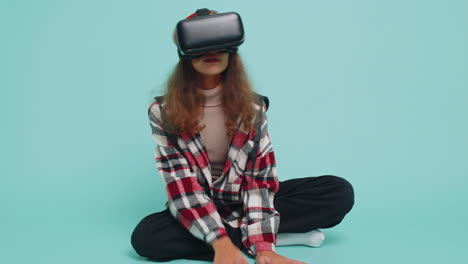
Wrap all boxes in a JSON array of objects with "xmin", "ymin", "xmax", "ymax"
[{"xmin": 175, "ymin": 8, "xmax": 245, "ymax": 60}]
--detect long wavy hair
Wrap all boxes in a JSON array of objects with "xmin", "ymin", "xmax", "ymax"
[{"xmin": 161, "ymin": 10, "xmax": 257, "ymax": 137}]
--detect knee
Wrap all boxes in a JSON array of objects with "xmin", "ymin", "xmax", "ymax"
[
  {"xmin": 324, "ymin": 175, "xmax": 355, "ymax": 215},
  {"xmin": 131, "ymin": 220, "xmax": 149, "ymax": 257},
  {"xmin": 131, "ymin": 215, "xmax": 156, "ymax": 258}
]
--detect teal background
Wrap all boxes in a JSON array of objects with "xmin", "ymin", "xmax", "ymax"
[{"xmin": 2, "ymin": 0, "xmax": 467, "ymax": 263}]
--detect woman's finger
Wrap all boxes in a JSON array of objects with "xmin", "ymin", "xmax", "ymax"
[
  {"xmin": 293, "ymin": 260, "xmax": 308, "ymax": 264},
  {"xmin": 256, "ymin": 256, "xmax": 268, "ymax": 264},
  {"xmin": 286, "ymin": 258, "xmax": 307, "ymax": 264}
]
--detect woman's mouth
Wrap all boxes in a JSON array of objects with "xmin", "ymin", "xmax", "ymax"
[{"xmin": 203, "ymin": 58, "xmax": 220, "ymax": 63}]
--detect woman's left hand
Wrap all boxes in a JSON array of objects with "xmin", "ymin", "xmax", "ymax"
[{"xmin": 255, "ymin": 250, "xmax": 308, "ymax": 264}]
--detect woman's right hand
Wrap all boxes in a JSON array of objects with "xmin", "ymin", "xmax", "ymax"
[{"xmin": 212, "ymin": 236, "xmax": 249, "ymax": 264}]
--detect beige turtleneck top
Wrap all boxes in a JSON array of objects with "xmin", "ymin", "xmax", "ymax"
[{"xmin": 197, "ymin": 83, "xmax": 230, "ymax": 182}]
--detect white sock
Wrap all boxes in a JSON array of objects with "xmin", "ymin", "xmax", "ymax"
[{"xmin": 276, "ymin": 229, "xmax": 325, "ymax": 247}]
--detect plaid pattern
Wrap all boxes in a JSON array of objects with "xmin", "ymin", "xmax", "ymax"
[{"xmin": 148, "ymin": 99, "xmax": 280, "ymax": 257}]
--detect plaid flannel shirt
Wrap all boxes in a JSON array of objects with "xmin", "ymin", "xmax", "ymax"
[{"xmin": 147, "ymin": 99, "xmax": 280, "ymax": 257}]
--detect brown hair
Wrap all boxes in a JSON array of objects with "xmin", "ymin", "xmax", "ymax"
[{"xmin": 161, "ymin": 10, "xmax": 257, "ymax": 137}]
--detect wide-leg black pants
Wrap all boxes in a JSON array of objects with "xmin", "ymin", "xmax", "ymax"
[{"xmin": 131, "ymin": 175, "xmax": 355, "ymax": 262}]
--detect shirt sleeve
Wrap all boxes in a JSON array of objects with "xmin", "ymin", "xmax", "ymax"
[
  {"xmin": 240, "ymin": 102, "xmax": 281, "ymax": 257},
  {"xmin": 148, "ymin": 102, "xmax": 228, "ymax": 246}
]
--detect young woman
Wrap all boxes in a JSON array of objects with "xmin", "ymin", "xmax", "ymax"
[{"xmin": 131, "ymin": 9, "xmax": 355, "ymax": 264}]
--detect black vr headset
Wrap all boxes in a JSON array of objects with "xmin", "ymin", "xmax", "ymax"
[{"xmin": 175, "ymin": 8, "xmax": 245, "ymax": 60}]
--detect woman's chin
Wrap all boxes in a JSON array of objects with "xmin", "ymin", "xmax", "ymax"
[{"xmin": 200, "ymin": 70, "xmax": 224, "ymax": 76}]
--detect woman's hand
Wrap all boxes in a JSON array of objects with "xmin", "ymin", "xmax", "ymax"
[
  {"xmin": 255, "ymin": 250, "xmax": 308, "ymax": 264},
  {"xmin": 212, "ymin": 236, "xmax": 249, "ymax": 264}
]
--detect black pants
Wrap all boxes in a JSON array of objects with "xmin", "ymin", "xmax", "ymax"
[{"xmin": 131, "ymin": 175, "xmax": 354, "ymax": 262}]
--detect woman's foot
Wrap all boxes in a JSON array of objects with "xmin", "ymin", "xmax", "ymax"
[{"xmin": 276, "ymin": 229, "xmax": 325, "ymax": 247}]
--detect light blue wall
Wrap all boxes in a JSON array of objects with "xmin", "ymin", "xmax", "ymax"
[{"xmin": 2, "ymin": 0, "xmax": 467, "ymax": 263}]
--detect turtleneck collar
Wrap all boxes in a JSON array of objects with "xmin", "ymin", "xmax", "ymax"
[{"xmin": 197, "ymin": 82, "xmax": 223, "ymax": 107}]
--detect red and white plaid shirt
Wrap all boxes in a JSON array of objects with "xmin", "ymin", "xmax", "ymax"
[{"xmin": 147, "ymin": 99, "xmax": 280, "ymax": 257}]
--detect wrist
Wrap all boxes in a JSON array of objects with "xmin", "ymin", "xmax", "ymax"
[
  {"xmin": 256, "ymin": 250, "xmax": 275, "ymax": 258},
  {"xmin": 254, "ymin": 241, "xmax": 275, "ymax": 255},
  {"xmin": 212, "ymin": 236, "xmax": 233, "ymax": 251}
]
